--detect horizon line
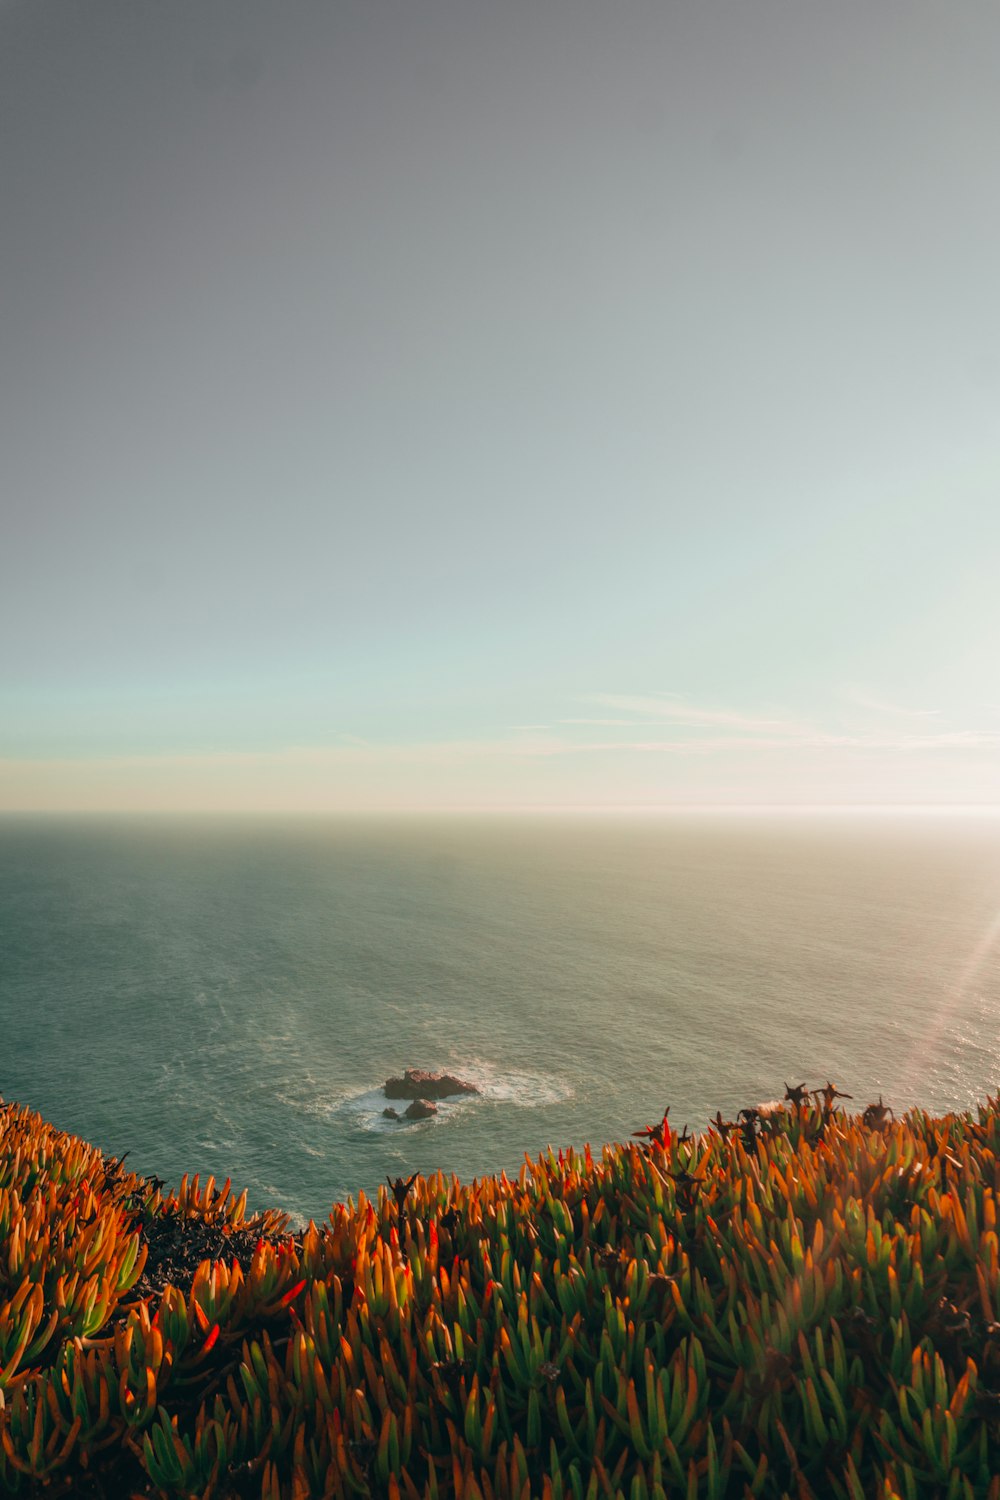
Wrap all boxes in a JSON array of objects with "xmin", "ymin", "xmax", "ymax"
[{"xmin": 3, "ymin": 802, "xmax": 1000, "ymax": 818}]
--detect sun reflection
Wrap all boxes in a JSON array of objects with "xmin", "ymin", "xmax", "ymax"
[{"xmin": 900, "ymin": 902, "xmax": 1000, "ymax": 1107}]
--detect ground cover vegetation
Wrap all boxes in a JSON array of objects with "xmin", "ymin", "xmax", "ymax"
[{"xmin": 1, "ymin": 1089, "xmax": 1000, "ymax": 1498}]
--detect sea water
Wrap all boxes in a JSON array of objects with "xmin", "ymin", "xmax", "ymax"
[{"xmin": 2, "ymin": 811, "xmax": 1000, "ymax": 1225}]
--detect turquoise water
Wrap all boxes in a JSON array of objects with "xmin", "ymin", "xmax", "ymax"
[{"xmin": 2, "ymin": 812, "xmax": 1000, "ymax": 1225}]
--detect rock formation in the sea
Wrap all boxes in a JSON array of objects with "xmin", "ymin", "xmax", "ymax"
[
  {"xmin": 384, "ymin": 1069, "xmax": 479, "ymax": 1100},
  {"xmin": 382, "ymin": 1107, "xmax": 400, "ymax": 1120},
  {"xmin": 403, "ymin": 1098, "xmax": 438, "ymax": 1120}
]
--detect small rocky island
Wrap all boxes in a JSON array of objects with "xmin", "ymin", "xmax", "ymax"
[
  {"xmin": 384, "ymin": 1068, "xmax": 479, "ymax": 1100},
  {"xmin": 382, "ymin": 1070, "xmax": 479, "ymax": 1121}
]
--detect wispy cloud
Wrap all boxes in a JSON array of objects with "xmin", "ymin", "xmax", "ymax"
[
  {"xmin": 6, "ymin": 710, "xmax": 1000, "ymax": 813},
  {"xmin": 842, "ymin": 686, "xmax": 941, "ymax": 718},
  {"xmin": 4, "ymin": 693, "xmax": 1000, "ymax": 817},
  {"xmin": 6, "ymin": 717, "xmax": 1000, "ymax": 775},
  {"xmin": 519, "ymin": 730, "xmax": 1000, "ymax": 757},
  {"xmin": 549, "ymin": 692, "xmax": 1000, "ymax": 758},
  {"xmin": 587, "ymin": 693, "xmax": 813, "ymax": 736}
]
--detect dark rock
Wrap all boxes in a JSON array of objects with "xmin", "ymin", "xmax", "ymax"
[
  {"xmin": 131, "ymin": 1213, "xmax": 284, "ymax": 1301},
  {"xmin": 382, "ymin": 1107, "xmax": 400, "ymax": 1120},
  {"xmin": 384, "ymin": 1069, "xmax": 479, "ymax": 1101},
  {"xmin": 404, "ymin": 1099, "xmax": 437, "ymax": 1120}
]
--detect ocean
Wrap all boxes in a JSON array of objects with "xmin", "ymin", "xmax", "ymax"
[{"xmin": 2, "ymin": 811, "xmax": 999, "ymax": 1226}]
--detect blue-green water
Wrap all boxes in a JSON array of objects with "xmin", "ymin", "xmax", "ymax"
[{"xmin": 3, "ymin": 812, "xmax": 1000, "ymax": 1225}]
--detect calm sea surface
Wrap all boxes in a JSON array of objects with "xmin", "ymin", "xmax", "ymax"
[{"xmin": 2, "ymin": 812, "xmax": 1000, "ymax": 1225}]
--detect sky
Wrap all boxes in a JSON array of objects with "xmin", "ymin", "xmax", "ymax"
[{"xmin": 3, "ymin": 0, "xmax": 1000, "ymax": 811}]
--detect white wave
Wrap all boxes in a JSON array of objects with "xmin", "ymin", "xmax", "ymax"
[
  {"xmin": 320, "ymin": 1065, "xmax": 572, "ymax": 1135},
  {"xmin": 327, "ymin": 1087, "xmax": 447, "ymax": 1133},
  {"xmin": 457, "ymin": 1061, "xmax": 574, "ymax": 1108}
]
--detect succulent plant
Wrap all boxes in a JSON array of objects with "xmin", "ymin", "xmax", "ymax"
[{"xmin": 6, "ymin": 1085, "xmax": 1000, "ymax": 1494}]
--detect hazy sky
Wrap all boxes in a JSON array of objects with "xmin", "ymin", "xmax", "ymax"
[{"xmin": 3, "ymin": 0, "xmax": 1000, "ymax": 810}]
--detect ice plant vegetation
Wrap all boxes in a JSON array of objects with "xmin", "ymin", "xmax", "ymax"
[{"xmin": 2, "ymin": 1092, "xmax": 1000, "ymax": 1496}]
